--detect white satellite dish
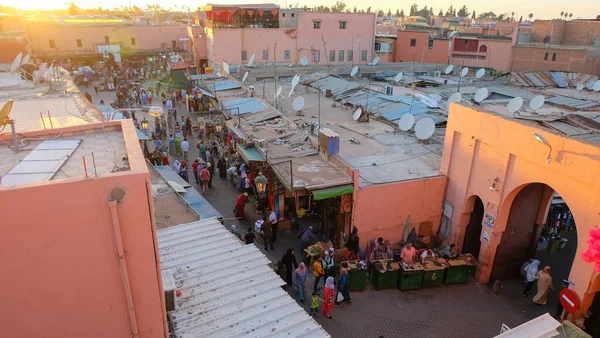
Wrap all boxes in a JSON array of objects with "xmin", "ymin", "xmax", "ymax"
[
  {"xmin": 444, "ymin": 65, "xmax": 454, "ymax": 74},
  {"xmin": 476, "ymin": 68, "xmax": 485, "ymax": 79},
  {"xmin": 350, "ymin": 66, "xmax": 358, "ymax": 77},
  {"xmin": 449, "ymin": 92, "xmax": 462, "ymax": 103},
  {"xmin": 394, "ymin": 72, "xmax": 403, "ymax": 83},
  {"xmin": 372, "ymin": 57, "xmax": 380, "ymax": 66},
  {"xmin": 398, "ymin": 113, "xmax": 415, "ymax": 131},
  {"xmin": 275, "ymin": 86, "xmax": 282, "ymax": 98},
  {"xmin": 507, "ymin": 97, "xmax": 524, "ymax": 113},
  {"xmin": 352, "ymin": 108, "xmax": 362, "ymax": 121},
  {"xmin": 34, "ymin": 63, "xmax": 46, "ymax": 84},
  {"xmin": 248, "ymin": 53, "xmax": 256, "ymax": 66},
  {"xmin": 474, "ymin": 88, "xmax": 488, "ymax": 103},
  {"xmin": 242, "ymin": 71, "xmax": 248, "ymax": 83},
  {"xmin": 529, "ymin": 95, "xmax": 545, "ymax": 110},
  {"xmin": 300, "ymin": 56, "xmax": 309, "ymax": 66},
  {"xmin": 593, "ymin": 80, "xmax": 600, "ymax": 92},
  {"xmin": 292, "ymin": 96, "xmax": 305, "ymax": 111},
  {"xmin": 415, "ymin": 118, "xmax": 436, "ymax": 140},
  {"xmin": 460, "ymin": 67, "xmax": 469, "ymax": 78},
  {"xmin": 576, "ymin": 84, "xmax": 585, "ymax": 91},
  {"xmin": 291, "ymin": 74, "xmax": 300, "ymax": 88},
  {"xmin": 21, "ymin": 54, "xmax": 30, "ymax": 65},
  {"xmin": 10, "ymin": 53, "xmax": 23, "ymax": 73}
]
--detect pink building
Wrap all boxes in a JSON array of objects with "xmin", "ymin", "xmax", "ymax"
[
  {"xmin": 395, "ymin": 30, "xmax": 449, "ymax": 64},
  {"xmin": 449, "ymin": 36, "xmax": 514, "ymax": 71}
]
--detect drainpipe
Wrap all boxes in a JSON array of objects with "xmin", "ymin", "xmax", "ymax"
[{"xmin": 108, "ymin": 200, "xmax": 140, "ymax": 338}]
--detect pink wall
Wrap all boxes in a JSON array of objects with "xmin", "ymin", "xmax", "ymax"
[
  {"xmin": 352, "ymin": 176, "xmax": 447, "ymax": 248},
  {"xmin": 395, "ymin": 31, "xmax": 449, "ymax": 64},
  {"xmin": 0, "ymin": 122, "xmax": 165, "ymax": 338},
  {"xmin": 450, "ymin": 38, "xmax": 513, "ymax": 71},
  {"xmin": 189, "ymin": 26, "xmax": 208, "ymax": 61},
  {"xmin": 511, "ymin": 46, "xmax": 600, "ymax": 74},
  {"xmin": 440, "ymin": 103, "xmax": 600, "ymax": 307},
  {"xmin": 207, "ymin": 28, "xmax": 297, "ymax": 64}
]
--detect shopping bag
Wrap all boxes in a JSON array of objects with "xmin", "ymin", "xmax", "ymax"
[{"xmin": 336, "ymin": 292, "xmax": 344, "ymax": 303}]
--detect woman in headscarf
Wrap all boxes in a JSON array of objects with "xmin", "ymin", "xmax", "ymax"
[
  {"xmin": 281, "ymin": 248, "xmax": 298, "ymax": 287},
  {"xmin": 346, "ymin": 226, "xmax": 360, "ymax": 257},
  {"xmin": 179, "ymin": 160, "xmax": 188, "ymax": 182},
  {"xmin": 336, "ymin": 265, "xmax": 352, "ymax": 305},
  {"xmin": 217, "ymin": 157, "xmax": 227, "ymax": 178},
  {"xmin": 533, "ymin": 266, "xmax": 555, "ymax": 305},
  {"xmin": 173, "ymin": 160, "xmax": 181, "ymax": 175},
  {"xmin": 522, "ymin": 259, "xmax": 540, "ymax": 297},
  {"xmin": 321, "ymin": 276, "xmax": 335, "ymax": 319},
  {"xmin": 295, "ymin": 262, "xmax": 308, "ymax": 303},
  {"xmin": 234, "ymin": 192, "xmax": 248, "ymax": 218}
]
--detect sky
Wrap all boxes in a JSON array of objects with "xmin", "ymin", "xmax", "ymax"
[{"xmin": 2, "ymin": 0, "xmax": 598, "ymax": 20}]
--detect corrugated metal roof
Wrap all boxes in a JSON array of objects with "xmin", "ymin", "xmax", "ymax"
[
  {"xmin": 208, "ymin": 79, "xmax": 242, "ymax": 92},
  {"xmin": 550, "ymin": 72, "xmax": 566, "ymax": 88},
  {"xmin": 223, "ymin": 97, "xmax": 266, "ymax": 115},
  {"xmin": 544, "ymin": 121, "xmax": 592, "ymax": 136},
  {"xmin": 157, "ymin": 218, "xmax": 329, "ymax": 338},
  {"xmin": 546, "ymin": 95, "xmax": 600, "ymax": 110}
]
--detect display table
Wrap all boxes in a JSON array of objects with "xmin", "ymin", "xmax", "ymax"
[
  {"xmin": 421, "ymin": 260, "xmax": 445, "ymax": 287},
  {"xmin": 344, "ymin": 260, "xmax": 368, "ymax": 291},
  {"xmin": 399, "ymin": 262, "xmax": 425, "ymax": 290},
  {"xmin": 443, "ymin": 258, "xmax": 469, "ymax": 284},
  {"xmin": 303, "ymin": 241, "xmax": 333, "ymax": 268},
  {"xmin": 371, "ymin": 260, "xmax": 400, "ymax": 291},
  {"xmin": 459, "ymin": 254, "xmax": 478, "ymax": 277}
]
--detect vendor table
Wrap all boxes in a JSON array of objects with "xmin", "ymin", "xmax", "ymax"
[
  {"xmin": 371, "ymin": 260, "xmax": 400, "ymax": 291},
  {"xmin": 459, "ymin": 253, "xmax": 478, "ymax": 277},
  {"xmin": 443, "ymin": 258, "xmax": 469, "ymax": 284},
  {"xmin": 344, "ymin": 260, "xmax": 368, "ymax": 291},
  {"xmin": 303, "ymin": 241, "xmax": 333, "ymax": 268},
  {"xmin": 399, "ymin": 262, "xmax": 425, "ymax": 290},
  {"xmin": 421, "ymin": 260, "xmax": 445, "ymax": 287}
]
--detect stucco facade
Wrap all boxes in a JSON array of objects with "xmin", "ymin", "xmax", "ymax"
[
  {"xmin": 449, "ymin": 37, "xmax": 513, "ymax": 72},
  {"xmin": 511, "ymin": 45, "xmax": 600, "ymax": 75},
  {"xmin": 440, "ymin": 103, "xmax": 600, "ymax": 311},
  {"xmin": 395, "ymin": 31, "xmax": 449, "ymax": 64}
]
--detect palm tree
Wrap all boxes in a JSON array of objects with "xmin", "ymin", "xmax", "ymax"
[
  {"xmin": 528, "ymin": 13, "xmax": 533, "ymax": 20},
  {"xmin": 569, "ymin": 13, "xmax": 573, "ymax": 19},
  {"xmin": 560, "ymin": 11, "xmax": 564, "ymax": 19}
]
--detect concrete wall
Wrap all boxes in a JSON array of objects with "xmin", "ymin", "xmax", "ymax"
[
  {"xmin": 563, "ymin": 20, "xmax": 600, "ymax": 46},
  {"xmin": 450, "ymin": 38, "xmax": 513, "ymax": 71},
  {"xmin": 511, "ymin": 46, "xmax": 590, "ymax": 73},
  {"xmin": 530, "ymin": 20, "xmax": 554, "ymax": 43},
  {"xmin": 352, "ymin": 176, "xmax": 447, "ymax": 248},
  {"xmin": 0, "ymin": 122, "xmax": 165, "ymax": 338},
  {"xmin": 279, "ymin": 8, "xmax": 299, "ymax": 28},
  {"xmin": 189, "ymin": 26, "xmax": 208, "ymax": 62},
  {"xmin": 395, "ymin": 31, "xmax": 449, "ymax": 64},
  {"xmin": 440, "ymin": 103, "xmax": 600, "ymax": 310},
  {"xmin": 0, "ymin": 38, "xmax": 29, "ymax": 63}
]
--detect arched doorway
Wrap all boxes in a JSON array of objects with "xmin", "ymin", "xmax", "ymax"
[{"xmin": 463, "ymin": 196, "xmax": 484, "ymax": 258}]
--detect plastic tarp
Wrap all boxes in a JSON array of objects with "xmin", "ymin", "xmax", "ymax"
[
  {"xmin": 381, "ymin": 102, "xmax": 429, "ymax": 121},
  {"xmin": 208, "ymin": 79, "xmax": 241, "ymax": 91},
  {"xmin": 135, "ymin": 128, "xmax": 149, "ymax": 140},
  {"xmin": 154, "ymin": 166, "xmax": 223, "ymax": 220},
  {"xmin": 190, "ymin": 73, "xmax": 219, "ymax": 80},
  {"xmin": 223, "ymin": 97, "xmax": 265, "ymax": 115},
  {"xmin": 550, "ymin": 72, "xmax": 566, "ymax": 88},
  {"xmin": 311, "ymin": 185, "xmax": 354, "ymax": 200},
  {"xmin": 238, "ymin": 146, "xmax": 265, "ymax": 162}
]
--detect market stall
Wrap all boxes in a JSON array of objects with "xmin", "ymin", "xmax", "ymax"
[
  {"xmin": 399, "ymin": 262, "xmax": 425, "ymax": 290},
  {"xmin": 459, "ymin": 253, "xmax": 478, "ymax": 277},
  {"xmin": 343, "ymin": 260, "xmax": 368, "ymax": 291},
  {"xmin": 443, "ymin": 258, "xmax": 470, "ymax": 284},
  {"xmin": 421, "ymin": 260, "xmax": 446, "ymax": 287},
  {"xmin": 371, "ymin": 260, "xmax": 400, "ymax": 291}
]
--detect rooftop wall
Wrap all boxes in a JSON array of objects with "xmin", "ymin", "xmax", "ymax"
[{"xmin": 395, "ymin": 31, "xmax": 449, "ymax": 64}]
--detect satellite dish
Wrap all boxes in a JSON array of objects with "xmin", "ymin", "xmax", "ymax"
[
  {"xmin": 529, "ymin": 95, "xmax": 545, "ymax": 110},
  {"xmin": 292, "ymin": 96, "xmax": 305, "ymax": 111},
  {"xmin": 275, "ymin": 86, "xmax": 282, "ymax": 98},
  {"xmin": 248, "ymin": 53, "xmax": 256, "ymax": 66},
  {"xmin": 460, "ymin": 67, "xmax": 469, "ymax": 78},
  {"xmin": 449, "ymin": 92, "xmax": 462, "ymax": 103},
  {"xmin": 476, "ymin": 68, "xmax": 485, "ymax": 79},
  {"xmin": 444, "ymin": 65, "xmax": 454, "ymax": 74},
  {"xmin": 593, "ymin": 80, "xmax": 600, "ymax": 92},
  {"xmin": 576, "ymin": 84, "xmax": 585, "ymax": 91},
  {"xmin": 415, "ymin": 118, "xmax": 436, "ymax": 140},
  {"xmin": 398, "ymin": 113, "xmax": 415, "ymax": 131},
  {"xmin": 300, "ymin": 56, "xmax": 309, "ymax": 66},
  {"xmin": 507, "ymin": 97, "xmax": 524, "ymax": 113},
  {"xmin": 291, "ymin": 74, "xmax": 300, "ymax": 88},
  {"xmin": 10, "ymin": 53, "xmax": 23, "ymax": 73},
  {"xmin": 21, "ymin": 54, "xmax": 30, "ymax": 65},
  {"xmin": 34, "ymin": 63, "xmax": 46, "ymax": 84},
  {"xmin": 350, "ymin": 66, "xmax": 358, "ymax": 77},
  {"xmin": 474, "ymin": 88, "xmax": 488, "ymax": 103},
  {"xmin": 242, "ymin": 71, "xmax": 248, "ymax": 83},
  {"xmin": 394, "ymin": 72, "xmax": 403, "ymax": 83},
  {"xmin": 352, "ymin": 108, "xmax": 362, "ymax": 121},
  {"xmin": 0, "ymin": 99, "xmax": 14, "ymax": 127},
  {"xmin": 372, "ymin": 57, "xmax": 380, "ymax": 66}
]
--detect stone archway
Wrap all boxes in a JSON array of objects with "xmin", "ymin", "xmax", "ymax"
[{"xmin": 463, "ymin": 196, "xmax": 484, "ymax": 258}]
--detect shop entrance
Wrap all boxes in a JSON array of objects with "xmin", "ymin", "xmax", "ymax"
[{"xmin": 463, "ymin": 196, "xmax": 484, "ymax": 258}]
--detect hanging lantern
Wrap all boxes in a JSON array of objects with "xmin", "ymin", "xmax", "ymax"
[
  {"xmin": 255, "ymin": 173, "xmax": 267, "ymax": 197},
  {"xmin": 141, "ymin": 117, "xmax": 149, "ymax": 131}
]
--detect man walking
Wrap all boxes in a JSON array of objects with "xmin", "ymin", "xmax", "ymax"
[
  {"xmin": 261, "ymin": 217, "xmax": 274, "ymax": 251},
  {"xmin": 181, "ymin": 138, "xmax": 190, "ymax": 161},
  {"xmin": 269, "ymin": 208, "xmax": 278, "ymax": 243}
]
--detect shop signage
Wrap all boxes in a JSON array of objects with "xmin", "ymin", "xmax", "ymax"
[
  {"xmin": 560, "ymin": 288, "xmax": 580, "ymax": 313},
  {"xmin": 97, "ymin": 44, "xmax": 121, "ymax": 54},
  {"xmin": 483, "ymin": 213, "xmax": 495, "ymax": 228},
  {"xmin": 483, "ymin": 230, "xmax": 490, "ymax": 242},
  {"xmin": 205, "ymin": 67, "xmax": 214, "ymax": 74}
]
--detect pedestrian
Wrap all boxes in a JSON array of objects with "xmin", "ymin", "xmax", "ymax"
[
  {"xmin": 185, "ymin": 117, "xmax": 192, "ymax": 137},
  {"xmin": 321, "ymin": 250, "xmax": 334, "ymax": 286},
  {"xmin": 84, "ymin": 91, "xmax": 92, "ymax": 103},
  {"xmin": 295, "ymin": 262, "xmax": 308, "ymax": 303},
  {"xmin": 244, "ymin": 227, "xmax": 256, "ymax": 245},
  {"xmin": 310, "ymin": 291, "xmax": 322, "ymax": 317},
  {"xmin": 180, "ymin": 160, "xmax": 188, "ymax": 182},
  {"xmin": 313, "ymin": 255, "xmax": 325, "ymax": 293},
  {"xmin": 94, "ymin": 85, "xmax": 99, "ymax": 94},
  {"xmin": 161, "ymin": 152, "xmax": 169, "ymax": 166},
  {"xmin": 173, "ymin": 160, "xmax": 181, "ymax": 176},
  {"xmin": 321, "ymin": 276, "xmax": 335, "ymax": 319},
  {"xmin": 521, "ymin": 258, "xmax": 534, "ymax": 277},
  {"xmin": 401, "ymin": 243, "xmax": 416, "ymax": 263},
  {"xmin": 299, "ymin": 226, "xmax": 315, "ymax": 252},
  {"xmin": 346, "ymin": 226, "xmax": 361, "ymax": 258},
  {"xmin": 269, "ymin": 208, "xmax": 278, "ymax": 243},
  {"xmin": 198, "ymin": 141, "xmax": 207, "ymax": 162},
  {"xmin": 276, "ymin": 260, "xmax": 287, "ymax": 285},
  {"xmin": 533, "ymin": 266, "xmax": 555, "ymax": 305},
  {"xmin": 230, "ymin": 224, "xmax": 241, "ymax": 240},
  {"xmin": 218, "ymin": 157, "xmax": 227, "ymax": 178},
  {"xmin": 192, "ymin": 158, "xmax": 200, "ymax": 184},
  {"xmin": 199, "ymin": 164, "xmax": 210, "ymax": 194},
  {"xmin": 282, "ymin": 248, "xmax": 298, "ymax": 287},
  {"xmin": 522, "ymin": 259, "xmax": 540, "ymax": 297},
  {"xmin": 207, "ymin": 162, "xmax": 213, "ymax": 188},
  {"xmin": 261, "ymin": 217, "xmax": 274, "ymax": 251},
  {"xmin": 336, "ymin": 264, "xmax": 352, "ymax": 305},
  {"xmin": 181, "ymin": 138, "xmax": 190, "ymax": 161}
]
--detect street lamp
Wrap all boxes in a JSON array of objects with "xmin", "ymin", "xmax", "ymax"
[
  {"xmin": 533, "ymin": 132, "xmax": 552, "ymax": 163},
  {"xmin": 141, "ymin": 117, "xmax": 149, "ymax": 132},
  {"xmin": 255, "ymin": 172, "xmax": 267, "ymax": 197}
]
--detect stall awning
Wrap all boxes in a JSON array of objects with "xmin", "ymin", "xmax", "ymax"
[
  {"xmin": 311, "ymin": 185, "xmax": 354, "ymax": 200},
  {"xmin": 237, "ymin": 145, "xmax": 265, "ymax": 162},
  {"xmin": 135, "ymin": 128, "xmax": 149, "ymax": 140}
]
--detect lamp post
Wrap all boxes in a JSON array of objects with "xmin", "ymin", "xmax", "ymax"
[
  {"xmin": 533, "ymin": 132, "xmax": 553, "ymax": 163},
  {"xmin": 140, "ymin": 117, "xmax": 149, "ymax": 134},
  {"xmin": 255, "ymin": 172, "xmax": 268, "ymax": 212}
]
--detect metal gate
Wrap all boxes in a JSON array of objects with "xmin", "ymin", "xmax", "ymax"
[{"xmin": 491, "ymin": 183, "xmax": 546, "ymax": 281}]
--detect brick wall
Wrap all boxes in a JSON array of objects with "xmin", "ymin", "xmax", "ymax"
[
  {"xmin": 550, "ymin": 20, "xmax": 565, "ymax": 45},
  {"xmin": 531, "ymin": 20, "xmax": 553, "ymax": 42},
  {"xmin": 562, "ymin": 21, "xmax": 600, "ymax": 46}
]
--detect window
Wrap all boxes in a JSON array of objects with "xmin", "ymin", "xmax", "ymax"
[
  {"xmin": 374, "ymin": 42, "xmax": 390, "ymax": 53},
  {"xmin": 313, "ymin": 50, "xmax": 320, "ymax": 62},
  {"xmin": 282, "ymin": 13, "xmax": 286, "ymax": 17},
  {"xmin": 347, "ymin": 50, "xmax": 353, "ymax": 61},
  {"xmin": 552, "ymin": 53, "xmax": 557, "ymax": 61},
  {"xmin": 131, "ymin": 38, "xmax": 136, "ymax": 46},
  {"xmin": 339, "ymin": 21, "xmax": 347, "ymax": 29},
  {"xmin": 313, "ymin": 21, "xmax": 321, "ymax": 29},
  {"xmin": 49, "ymin": 39, "xmax": 55, "ymax": 48},
  {"xmin": 241, "ymin": 50, "xmax": 247, "ymax": 60},
  {"xmin": 291, "ymin": 13, "xmax": 295, "ymax": 17},
  {"xmin": 329, "ymin": 50, "xmax": 335, "ymax": 62},
  {"xmin": 428, "ymin": 39, "xmax": 434, "ymax": 50},
  {"xmin": 262, "ymin": 49, "xmax": 269, "ymax": 60},
  {"xmin": 544, "ymin": 52, "xmax": 549, "ymax": 61},
  {"xmin": 284, "ymin": 49, "xmax": 291, "ymax": 60},
  {"xmin": 410, "ymin": 38, "xmax": 416, "ymax": 47},
  {"xmin": 338, "ymin": 50, "xmax": 344, "ymax": 61},
  {"xmin": 361, "ymin": 50, "xmax": 368, "ymax": 61},
  {"xmin": 104, "ymin": 36, "xmax": 110, "ymax": 44},
  {"xmin": 479, "ymin": 45, "xmax": 487, "ymax": 53},
  {"xmin": 172, "ymin": 40, "xmax": 177, "ymax": 49},
  {"xmin": 76, "ymin": 39, "xmax": 82, "ymax": 47}
]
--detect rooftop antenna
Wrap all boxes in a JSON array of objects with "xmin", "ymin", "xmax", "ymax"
[
  {"xmin": 457, "ymin": 63, "xmax": 468, "ymax": 93},
  {"xmin": 288, "ymin": 74, "xmax": 300, "ymax": 97},
  {"xmin": 507, "ymin": 96, "xmax": 523, "ymax": 116},
  {"xmin": 352, "ymin": 107, "xmax": 362, "ymax": 121},
  {"xmin": 476, "ymin": 68, "xmax": 485, "ymax": 79},
  {"xmin": 364, "ymin": 56, "xmax": 379, "ymax": 120},
  {"xmin": 593, "ymin": 80, "xmax": 600, "ymax": 92},
  {"xmin": 350, "ymin": 66, "xmax": 358, "ymax": 78},
  {"xmin": 398, "ymin": 113, "xmax": 415, "ymax": 132},
  {"xmin": 394, "ymin": 72, "xmax": 403, "ymax": 83},
  {"xmin": 247, "ymin": 53, "xmax": 256, "ymax": 67},
  {"xmin": 300, "ymin": 56, "xmax": 309, "ymax": 67},
  {"xmin": 473, "ymin": 87, "xmax": 489, "ymax": 103},
  {"xmin": 444, "ymin": 64, "xmax": 454, "ymax": 75},
  {"xmin": 415, "ymin": 118, "xmax": 436, "ymax": 141},
  {"xmin": 292, "ymin": 96, "xmax": 305, "ymax": 116},
  {"xmin": 0, "ymin": 99, "xmax": 19, "ymax": 152},
  {"xmin": 529, "ymin": 95, "xmax": 545, "ymax": 113},
  {"xmin": 21, "ymin": 54, "xmax": 30, "ymax": 66},
  {"xmin": 449, "ymin": 92, "xmax": 462, "ymax": 103},
  {"xmin": 10, "ymin": 53, "xmax": 23, "ymax": 74},
  {"xmin": 242, "ymin": 71, "xmax": 249, "ymax": 83},
  {"xmin": 576, "ymin": 84, "xmax": 585, "ymax": 91}
]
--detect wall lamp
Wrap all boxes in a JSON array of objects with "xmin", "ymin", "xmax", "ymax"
[
  {"xmin": 489, "ymin": 177, "xmax": 499, "ymax": 191},
  {"xmin": 533, "ymin": 132, "xmax": 553, "ymax": 164}
]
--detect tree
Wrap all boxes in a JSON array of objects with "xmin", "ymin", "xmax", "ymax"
[
  {"xmin": 471, "ymin": 11, "xmax": 476, "ymax": 20},
  {"xmin": 331, "ymin": 1, "xmax": 346, "ymax": 13},
  {"xmin": 445, "ymin": 5, "xmax": 454, "ymax": 16},
  {"xmin": 410, "ymin": 4, "xmax": 417, "ymax": 16},
  {"xmin": 519, "ymin": 15, "xmax": 523, "ymax": 22},
  {"xmin": 400, "ymin": 9, "xmax": 405, "ymax": 17},
  {"xmin": 366, "ymin": 6, "xmax": 371, "ymax": 14},
  {"xmin": 497, "ymin": 14, "xmax": 505, "ymax": 21},
  {"xmin": 529, "ymin": 13, "xmax": 534, "ymax": 20},
  {"xmin": 560, "ymin": 11, "xmax": 564, "ymax": 18},
  {"xmin": 387, "ymin": 9, "xmax": 392, "ymax": 17},
  {"xmin": 569, "ymin": 13, "xmax": 573, "ymax": 19},
  {"xmin": 353, "ymin": 6, "xmax": 357, "ymax": 13},
  {"xmin": 377, "ymin": 9, "xmax": 384, "ymax": 17},
  {"xmin": 429, "ymin": 8, "xmax": 434, "ymax": 16},
  {"xmin": 453, "ymin": 9, "xmax": 457, "ymax": 16},
  {"xmin": 439, "ymin": 9, "xmax": 443, "ymax": 16},
  {"xmin": 396, "ymin": 9, "xmax": 400, "ymax": 16},
  {"xmin": 511, "ymin": 12, "xmax": 515, "ymax": 20},
  {"xmin": 457, "ymin": 5, "xmax": 470, "ymax": 17},
  {"xmin": 67, "ymin": 2, "xmax": 80, "ymax": 15}
]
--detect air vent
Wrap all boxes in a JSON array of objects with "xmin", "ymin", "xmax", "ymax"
[
  {"xmin": 385, "ymin": 85, "xmax": 394, "ymax": 95},
  {"xmin": 162, "ymin": 270, "xmax": 177, "ymax": 312},
  {"xmin": 433, "ymin": 71, "xmax": 441, "ymax": 78}
]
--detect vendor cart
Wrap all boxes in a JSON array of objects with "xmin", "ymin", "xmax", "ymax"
[
  {"xmin": 459, "ymin": 253, "xmax": 478, "ymax": 277},
  {"xmin": 442, "ymin": 258, "xmax": 470, "ymax": 284},
  {"xmin": 421, "ymin": 260, "xmax": 445, "ymax": 287},
  {"xmin": 398, "ymin": 262, "xmax": 425, "ymax": 290},
  {"xmin": 343, "ymin": 260, "xmax": 368, "ymax": 291},
  {"xmin": 371, "ymin": 260, "xmax": 400, "ymax": 291}
]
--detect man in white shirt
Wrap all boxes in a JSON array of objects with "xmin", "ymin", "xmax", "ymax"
[
  {"xmin": 420, "ymin": 249, "xmax": 436, "ymax": 264},
  {"xmin": 268, "ymin": 208, "xmax": 278, "ymax": 243},
  {"xmin": 166, "ymin": 98, "xmax": 173, "ymax": 110},
  {"xmin": 181, "ymin": 138, "xmax": 190, "ymax": 161}
]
